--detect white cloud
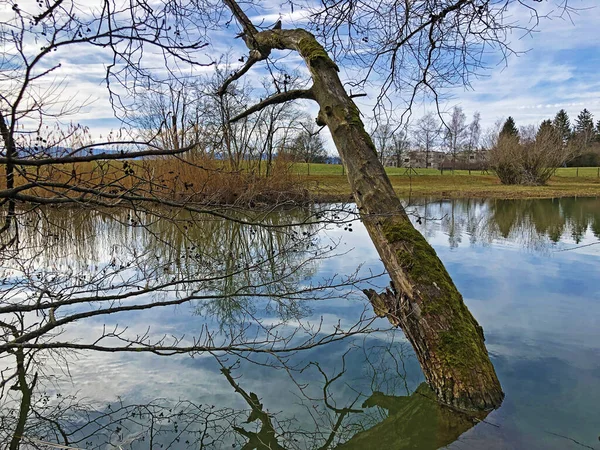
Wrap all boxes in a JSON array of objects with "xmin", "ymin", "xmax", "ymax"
[{"xmin": 6, "ymin": 1, "xmax": 600, "ymax": 146}]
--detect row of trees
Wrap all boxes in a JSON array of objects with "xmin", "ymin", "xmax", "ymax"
[
  {"xmin": 135, "ymin": 65, "xmax": 327, "ymax": 175},
  {"xmin": 552, "ymin": 108, "xmax": 600, "ymax": 166},
  {"xmin": 370, "ymin": 107, "xmax": 482, "ymax": 168},
  {"xmin": 372, "ymin": 107, "xmax": 600, "ymax": 173},
  {"xmin": 131, "ymin": 76, "xmax": 600, "ymax": 174}
]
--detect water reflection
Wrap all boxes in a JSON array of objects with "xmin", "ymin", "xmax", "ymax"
[
  {"xmin": 1, "ymin": 198, "xmax": 599, "ymax": 449},
  {"xmin": 414, "ymin": 197, "xmax": 600, "ymax": 251},
  {"xmin": 1, "ymin": 205, "xmax": 404, "ymax": 449}
]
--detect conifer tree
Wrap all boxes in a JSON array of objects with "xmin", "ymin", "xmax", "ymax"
[
  {"xmin": 500, "ymin": 116, "xmax": 519, "ymax": 138},
  {"xmin": 553, "ymin": 109, "xmax": 572, "ymax": 145},
  {"xmin": 574, "ymin": 109, "xmax": 595, "ymax": 147},
  {"xmin": 537, "ymin": 120, "xmax": 555, "ymax": 139}
]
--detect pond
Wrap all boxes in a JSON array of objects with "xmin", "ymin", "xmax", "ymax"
[{"xmin": 0, "ymin": 197, "xmax": 599, "ymax": 449}]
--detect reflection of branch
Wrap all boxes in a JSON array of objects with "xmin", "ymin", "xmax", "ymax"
[
  {"xmin": 9, "ymin": 347, "xmax": 38, "ymax": 450},
  {"xmin": 311, "ymin": 352, "xmax": 362, "ymax": 450},
  {"xmin": 230, "ymin": 89, "xmax": 315, "ymax": 123},
  {"xmin": 313, "ymin": 355, "xmax": 362, "ymax": 415},
  {"xmin": 220, "ymin": 363, "xmax": 286, "ymax": 450}
]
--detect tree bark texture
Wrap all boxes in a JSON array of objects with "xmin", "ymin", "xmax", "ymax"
[{"xmin": 230, "ymin": 22, "xmax": 504, "ymax": 411}]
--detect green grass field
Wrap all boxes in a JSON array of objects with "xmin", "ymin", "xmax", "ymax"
[
  {"xmin": 292, "ymin": 163, "xmax": 600, "ymax": 178},
  {"xmin": 290, "ymin": 163, "xmax": 600, "ymax": 200}
]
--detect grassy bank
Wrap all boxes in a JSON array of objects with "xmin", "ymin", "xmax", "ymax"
[{"xmin": 298, "ymin": 163, "xmax": 600, "ymax": 201}]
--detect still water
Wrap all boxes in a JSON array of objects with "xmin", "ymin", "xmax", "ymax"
[{"xmin": 1, "ymin": 197, "xmax": 599, "ymax": 449}]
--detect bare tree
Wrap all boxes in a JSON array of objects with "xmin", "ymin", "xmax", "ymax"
[
  {"xmin": 466, "ymin": 112, "xmax": 482, "ymax": 157},
  {"xmin": 490, "ymin": 121, "xmax": 575, "ymax": 185},
  {"xmin": 219, "ymin": 0, "xmax": 505, "ymax": 411},
  {"xmin": 412, "ymin": 113, "xmax": 441, "ymax": 168},
  {"xmin": 255, "ymin": 81, "xmax": 305, "ymax": 176},
  {"xmin": 287, "ymin": 119, "xmax": 328, "ymax": 174},
  {"xmin": 371, "ymin": 121, "xmax": 394, "ymax": 166},
  {"xmin": 390, "ymin": 125, "xmax": 411, "ymax": 168},
  {"xmin": 134, "ymin": 79, "xmax": 208, "ymax": 156},
  {"xmin": 210, "ymin": 60, "xmax": 266, "ymax": 171},
  {"xmin": 443, "ymin": 106, "xmax": 468, "ymax": 168}
]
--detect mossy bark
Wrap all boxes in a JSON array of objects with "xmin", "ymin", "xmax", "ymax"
[{"xmin": 245, "ymin": 28, "xmax": 504, "ymax": 411}]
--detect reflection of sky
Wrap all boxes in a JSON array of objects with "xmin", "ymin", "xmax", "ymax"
[
  {"xmin": 12, "ymin": 199, "xmax": 600, "ymax": 449},
  {"xmin": 407, "ymin": 200, "xmax": 600, "ymax": 449}
]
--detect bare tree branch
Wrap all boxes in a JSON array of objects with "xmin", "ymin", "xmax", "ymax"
[{"xmin": 230, "ymin": 89, "xmax": 315, "ymax": 123}]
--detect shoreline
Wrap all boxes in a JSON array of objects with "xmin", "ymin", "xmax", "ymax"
[{"xmin": 306, "ymin": 173, "xmax": 600, "ymax": 203}]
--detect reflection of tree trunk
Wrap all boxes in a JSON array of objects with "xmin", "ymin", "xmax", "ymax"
[
  {"xmin": 224, "ymin": 7, "xmax": 503, "ymax": 410},
  {"xmin": 221, "ymin": 367, "xmax": 286, "ymax": 450},
  {"xmin": 9, "ymin": 348, "xmax": 37, "ymax": 450},
  {"xmin": 338, "ymin": 383, "xmax": 487, "ymax": 450},
  {"xmin": 223, "ymin": 359, "xmax": 485, "ymax": 450}
]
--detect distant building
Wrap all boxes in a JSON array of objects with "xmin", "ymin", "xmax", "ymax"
[
  {"xmin": 383, "ymin": 148, "xmax": 489, "ymax": 169},
  {"xmin": 384, "ymin": 150, "xmax": 446, "ymax": 169},
  {"xmin": 440, "ymin": 149, "xmax": 490, "ymax": 170}
]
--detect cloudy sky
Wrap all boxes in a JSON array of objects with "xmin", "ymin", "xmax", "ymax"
[
  {"xmin": 443, "ymin": 1, "xmax": 600, "ymax": 129},
  {"xmin": 340, "ymin": 0, "xmax": 600, "ymax": 131},
  {"xmin": 3, "ymin": 0, "xmax": 600, "ymax": 146}
]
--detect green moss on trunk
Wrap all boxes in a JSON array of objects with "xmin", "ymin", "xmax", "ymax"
[
  {"xmin": 382, "ymin": 219, "xmax": 492, "ymax": 379},
  {"xmin": 297, "ymin": 36, "xmax": 339, "ymax": 71}
]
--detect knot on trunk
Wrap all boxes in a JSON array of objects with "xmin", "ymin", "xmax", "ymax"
[{"xmin": 362, "ymin": 287, "xmax": 402, "ymax": 328}]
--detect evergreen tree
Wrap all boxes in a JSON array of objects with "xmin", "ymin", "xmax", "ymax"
[
  {"xmin": 595, "ymin": 120, "xmax": 600, "ymax": 142},
  {"xmin": 500, "ymin": 116, "xmax": 518, "ymax": 138},
  {"xmin": 574, "ymin": 108, "xmax": 595, "ymax": 147},
  {"xmin": 552, "ymin": 109, "xmax": 572, "ymax": 144},
  {"xmin": 537, "ymin": 120, "xmax": 555, "ymax": 139}
]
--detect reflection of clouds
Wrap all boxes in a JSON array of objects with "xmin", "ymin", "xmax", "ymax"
[
  {"xmin": 412, "ymin": 199, "xmax": 600, "ymax": 450},
  {"xmin": 450, "ymin": 349, "xmax": 600, "ymax": 450},
  {"xmin": 47, "ymin": 347, "xmax": 233, "ymax": 406},
  {"xmin": 4, "ymin": 199, "xmax": 600, "ymax": 448},
  {"xmin": 44, "ymin": 321, "xmax": 412, "ymax": 446}
]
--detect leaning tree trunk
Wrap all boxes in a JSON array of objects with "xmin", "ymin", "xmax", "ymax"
[
  {"xmin": 301, "ymin": 35, "xmax": 504, "ymax": 410},
  {"xmin": 222, "ymin": 3, "xmax": 503, "ymax": 410}
]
